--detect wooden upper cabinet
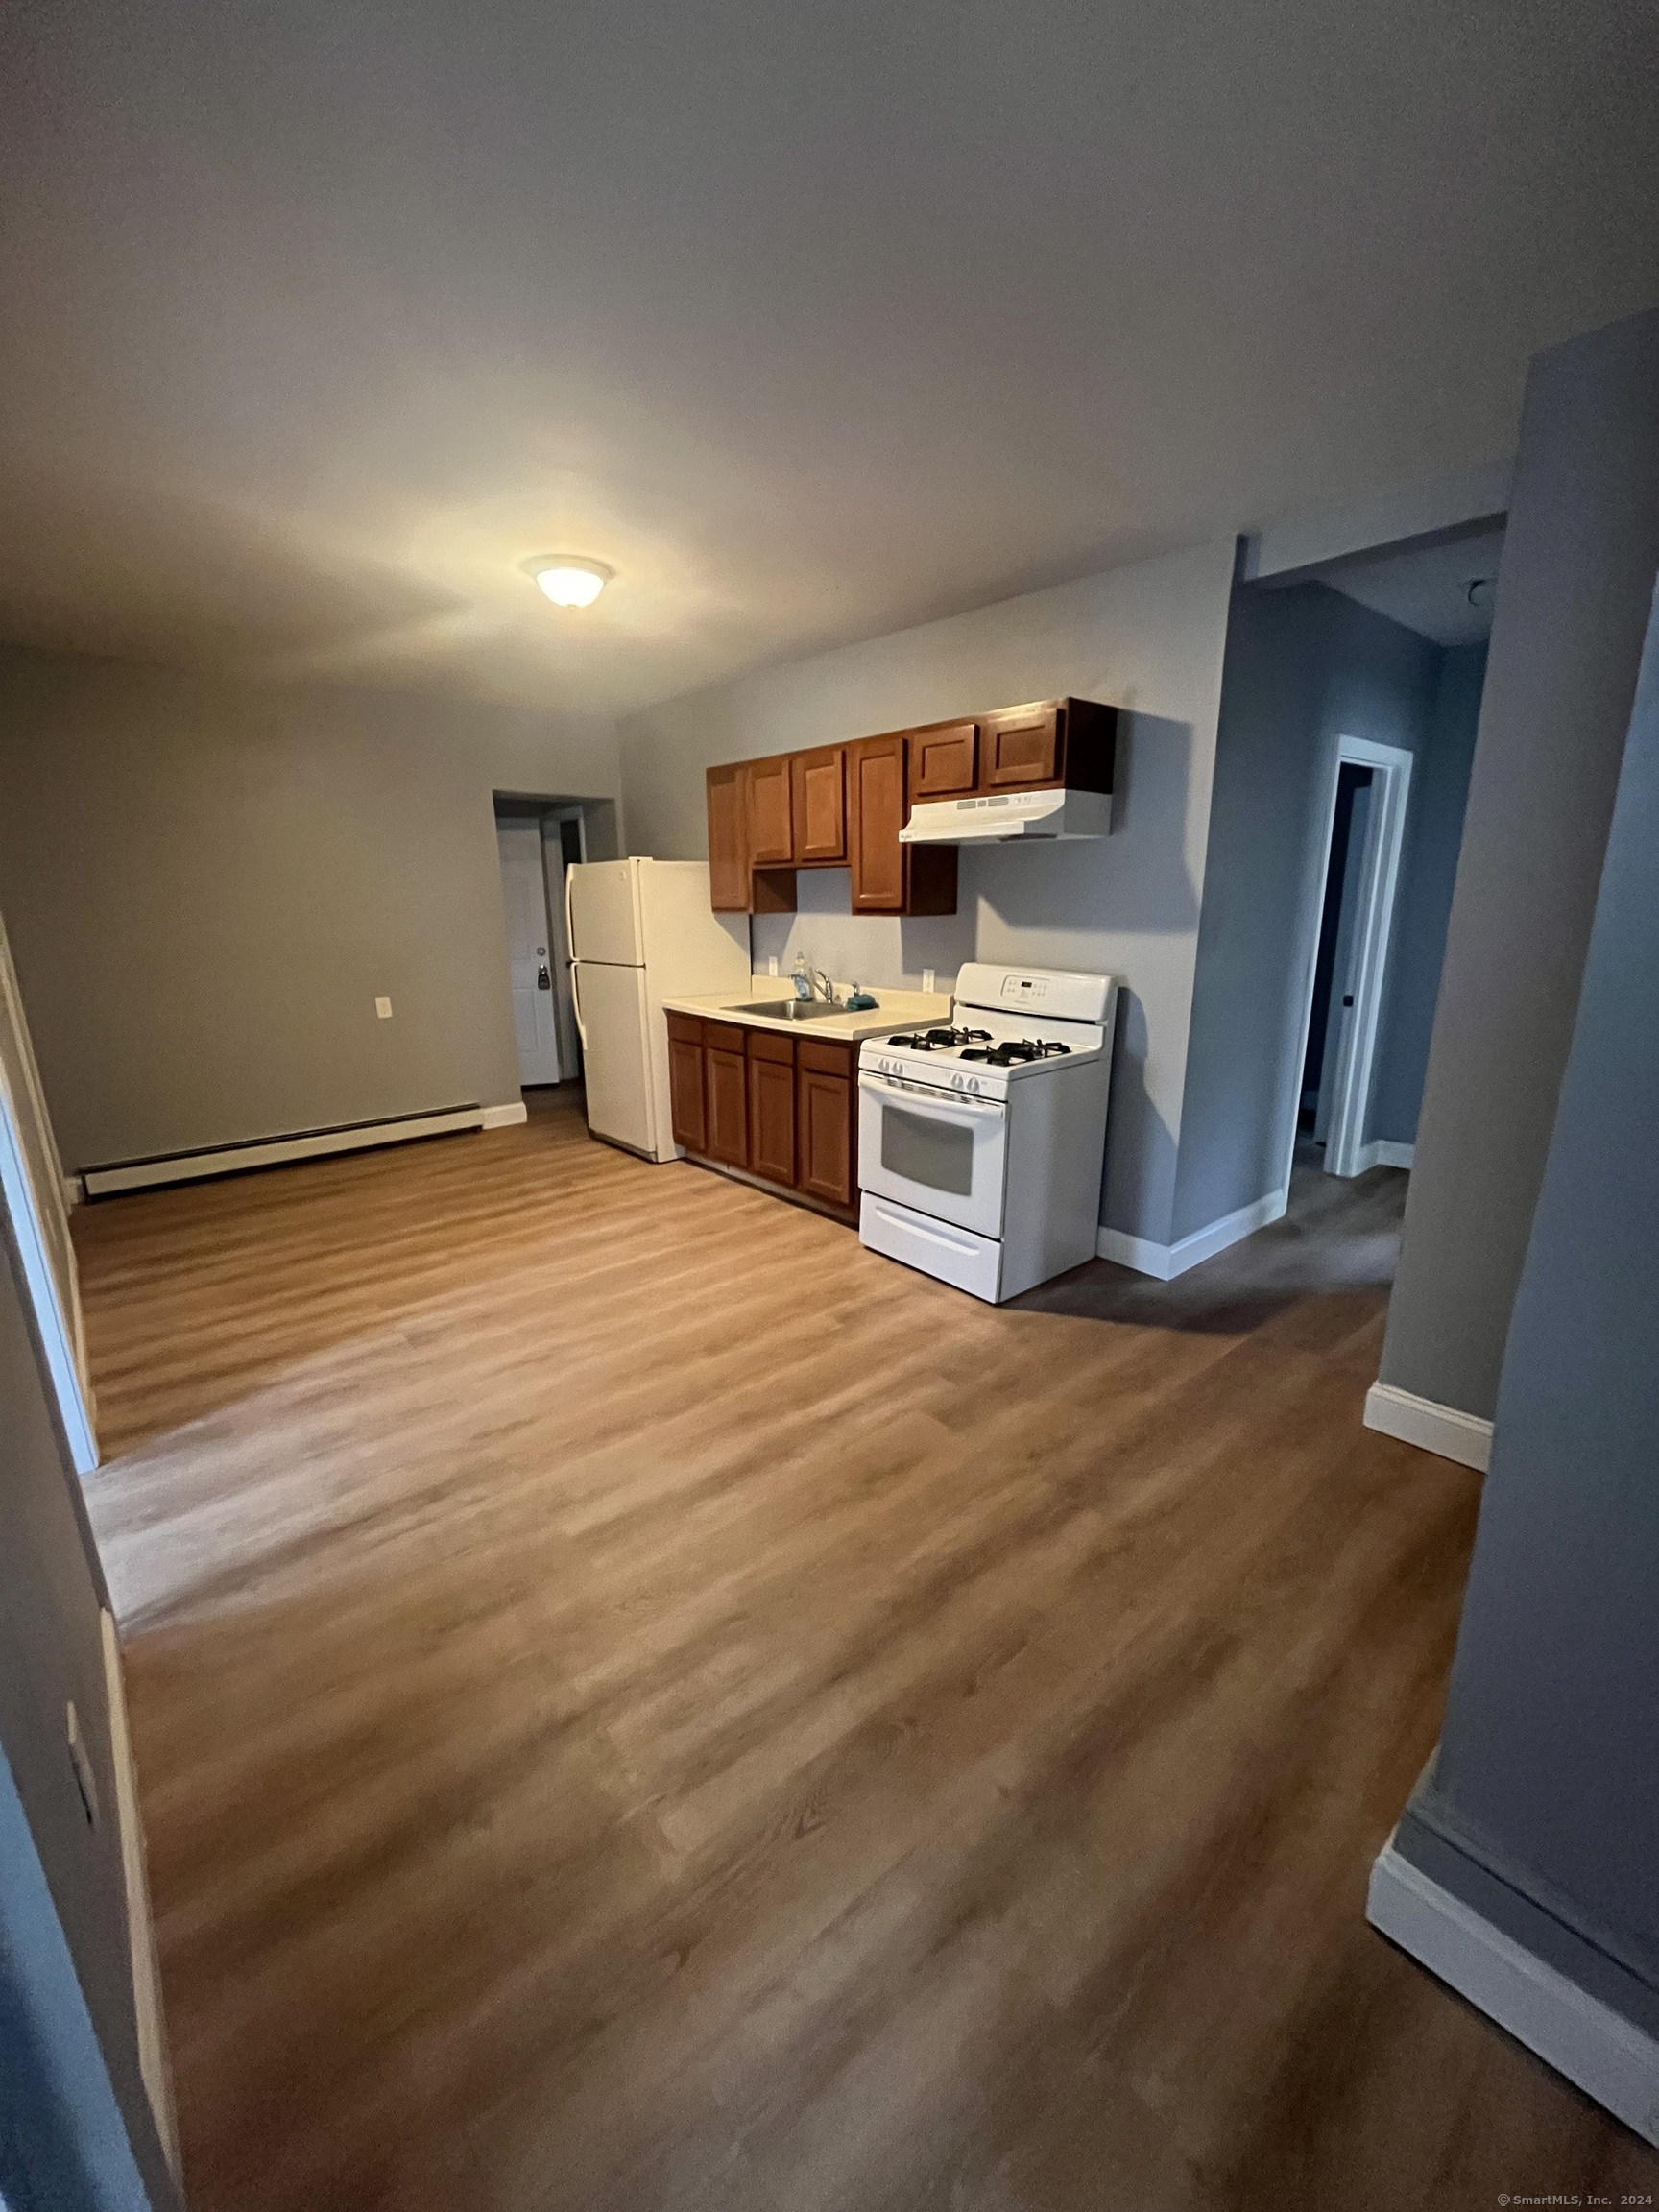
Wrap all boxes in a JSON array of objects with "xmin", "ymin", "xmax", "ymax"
[
  {"xmin": 980, "ymin": 702, "xmax": 1059, "ymax": 788},
  {"xmin": 790, "ymin": 746, "xmax": 846, "ymax": 863},
  {"xmin": 908, "ymin": 719, "xmax": 978, "ymax": 801},
  {"xmin": 743, "ymin": 755, "xmax": 794, "ymax": 866},
  {"xmin": 847, "ymin": 733, "xmax": 907, "ymax": 912},
  {"xmin": 706, "ymin": 764, "xmax": 749, "ymax": 911}
]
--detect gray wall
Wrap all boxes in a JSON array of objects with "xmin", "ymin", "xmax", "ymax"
[
  {"xmin": 0, "ymin": 645, "xmax": 620, "ymax": 1170},
  {"xmin": 0, "ymin": 1223, "xmax": 178, "ymax": 2208},
  {"xmin": 1368, "ymin": 640, "xmax": 1486, "ymax": 1145},
  {"xmin": 1395, "ymin": 581, "xmax": 1659, "ymax": 2034},
  {"xmin": 618, "ymin": 541, "xmax": 1238, "ymax": 1249},
  {"xmin": 1380, "ymin": 305, "xmax": 1659, "ymax": 1421},
  {"xmin": 1170, "ymin": 582, "xmax": 1441, "ymax": 1241}
]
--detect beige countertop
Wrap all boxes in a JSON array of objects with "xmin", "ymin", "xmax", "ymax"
[{"xmin": 661, "ymin": 976, "xmax": 952, "ymax": 1042}]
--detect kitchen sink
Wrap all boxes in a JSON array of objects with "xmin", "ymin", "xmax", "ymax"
[{"xmin": 728, "ymin": 998, "xmax": 873, "ymax": 1021}]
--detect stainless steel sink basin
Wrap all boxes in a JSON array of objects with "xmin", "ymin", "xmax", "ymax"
[{"xmin": 728, "ymin": 998, "xmax": 872, "ymax": 1022}]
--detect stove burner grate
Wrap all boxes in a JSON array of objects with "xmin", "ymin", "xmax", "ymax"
[
  {"xmin": 884, "ymin": 1026, "xmax": 992, "ymax": 1051},
  {"xmin": 959, "ymin": 1038, "xmax": 1073, "ymax": 1067}
]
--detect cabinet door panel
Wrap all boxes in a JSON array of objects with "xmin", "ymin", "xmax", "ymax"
[
  {"xmin": 848, "ymin": 734, "xmax": 907, "ymax": 911},
  {"xmin": 791, "ymin": 746, "xmax": 846, "ymax": 862},
  {"xmin": 797, "ymin": 1069, "xmax": 854, "ymax": 1209},
  {"xmin": 748, "ymin": 1052, "xmax": 797, "ymax": 1187},
  {"xmin": 704, "ymin": 1046, "xmax": 748, "ymax": 1166},
  {"xmin": 981, "ymin": 703, "xmax": 1059, "ymax": 787},
  {"xmin": 668, "ymin": 1038, "xmax": 706, "ymax": 1152},
  {"xmin": 744, "ymin": 756, "xmax": 794, "ymax": 866},
  {"xmin": 706, "ymin": 764, "xmax": 749, "ymax": 910},
  {"xmin": 910, "ymin": 720, "xmax": 978, "ymax": 800}
]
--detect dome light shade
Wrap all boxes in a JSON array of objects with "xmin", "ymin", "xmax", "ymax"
[{"xmin": 529, "ymin": 557, "xmax": 613, "ymax": 608}]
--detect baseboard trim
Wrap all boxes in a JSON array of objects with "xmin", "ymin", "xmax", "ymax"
[
  {"xmin": 480, "ymin": 1101, "xmax": 529, "ymax": 1130},
  {"xmin": 1368, "ymin": 1840, "xmax": 1659, "ymax": 2147},
  {"xmin": 101, "ymin": 1611, "xmax": 180, "ymax": 2176},
  {"xmin": 83, "ymin": 1105, "xmax": 486, "ymax": 1196},
  {"xmin": 1097, "ymin": 1186, "xmax": 1288, "ymax": 1282},
  {"xmin": 61, "ymin": 1171, "xmax": 84, "ymax": 1208},
  {"xmin": 1363, "ymin": 1381, "xmax": 1493, "ymax": 1471},
  {"xmin": 1357, "ymin": 1138, "xmax": 1414, "ymax": 1171}
]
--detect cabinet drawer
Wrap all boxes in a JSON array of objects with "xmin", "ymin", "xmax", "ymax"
[
  {"xmin": 798, "ymin": 1036, "xmax": 856, "ymax": 1078},
  {"xmin": 746, "ymin": 1026, "xmax": 795, "ymax": 1066},
  {"xmin": 665, "ymin": 1012, "xmax": 705, "ymax": 1046},
  {"xmin": 705, "ymin": 1021, "xmax": 748, "ymax": 1053}
]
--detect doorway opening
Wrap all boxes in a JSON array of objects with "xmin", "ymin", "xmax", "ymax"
[
  {"xmin": 1290, "ymin": 738, "xmax": 1414, "ymax": 1180},
  {"xmin": 493, "ymin": 796, "xmax": 613, "ymax": 1095}
]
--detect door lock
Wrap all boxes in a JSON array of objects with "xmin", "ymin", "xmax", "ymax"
[{"xmin": 537, "ymin": 964, "xmax": 552, "ymax": 991}]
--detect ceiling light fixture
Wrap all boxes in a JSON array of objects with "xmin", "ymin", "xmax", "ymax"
[{"xmin": 523, "ymin": 555, "xmax": 613, "ymax": 608}]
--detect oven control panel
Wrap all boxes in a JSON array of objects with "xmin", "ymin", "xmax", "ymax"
[{"xmin": 868, "ymin": 1054, "xmax": 988, "ymax": 1094}]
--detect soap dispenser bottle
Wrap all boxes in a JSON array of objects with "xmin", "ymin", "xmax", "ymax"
[{"xmin": 792, "ymin": 953, "xmax": 813, "ymax": 1002}]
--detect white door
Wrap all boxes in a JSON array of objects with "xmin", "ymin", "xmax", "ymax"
[
  {"xmin": 573, "ymin": 961, "xmax": 657, "ymax": 1156},
  {"xmin": 567, "ymin": 860, "xmax": 644, "ymax": 966},
  {"xmin": 0, "ymin": 917, "xmax": 97, "ymax": 1470},
  {"xmin": 496, "ymin": 820, "xmax": 562, "ymax": 1087}
]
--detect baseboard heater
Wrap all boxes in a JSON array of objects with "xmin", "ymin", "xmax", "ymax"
[{"xmin": 82, "ymin": 1104, "xmax": 487, "ymax": 1198}]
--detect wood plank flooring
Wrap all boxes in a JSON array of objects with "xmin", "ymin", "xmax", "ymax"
[{"xmin": 74, "ymin": 1090, "xmax": 1659, "ymax": 2211}]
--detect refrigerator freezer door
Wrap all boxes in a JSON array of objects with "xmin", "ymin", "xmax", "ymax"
[
  {"xmin": 567, "ymin": 860, "xmax": 644, "ymax": 967},
  {"xmin": 574, "ymin": 961, "xmax": 657, "ymax": 1156},
  {"xmin": 636, "ymin": 862, "xmax": 751, "ymax": 998}
]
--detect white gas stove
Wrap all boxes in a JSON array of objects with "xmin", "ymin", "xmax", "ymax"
[{"xmin": 857, "ymin": 963, "xmax": 1119, "ymax": 1303}]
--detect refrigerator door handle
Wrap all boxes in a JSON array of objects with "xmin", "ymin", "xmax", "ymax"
[
  {"xmin": 570, "ymin": 961, "xmax": 588, "ymax": 1048},
  {"xmin": 564, "ymin": 856, "xmax": 578, "ymax": 966}
]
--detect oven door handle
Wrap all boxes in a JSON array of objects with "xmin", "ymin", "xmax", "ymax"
[{"xmin": 858, "ymin": 1070, "xmax": 1007, "ymax": 1118}]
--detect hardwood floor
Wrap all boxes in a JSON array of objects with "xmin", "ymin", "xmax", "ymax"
[{"xmin": 75, "ymin": 1090, "xmax": 1658, "ymax": 2212}]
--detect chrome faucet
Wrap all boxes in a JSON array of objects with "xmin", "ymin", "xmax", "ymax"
[{"xmin": 808, "ymin": 965, "xmax": 836, "ymax": 1003}]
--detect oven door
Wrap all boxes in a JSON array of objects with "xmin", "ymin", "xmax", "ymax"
[{"xmin": 857, "ymin": 1069, "xmax": 1008, "ymax": 1239}]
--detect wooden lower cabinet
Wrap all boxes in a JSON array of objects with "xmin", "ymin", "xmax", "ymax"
[
  {"xmin": 668, "ymin": 1034, "xmax": 706, "ymax": 1152},
  {"xmin": 703, "ymin": 1022, "xmax": 749, "ymax": 1166},
  {"xmin": 797, "ymin": 1062, "xmax": 854, "ymax": 1210},
  {"xmin": 666, "ymin": 1016, "xmax": 857, "ymax": 1220},
  {"xmin": 747, "ymin": 1037, "xmax": 797, "ymax": 1188}
]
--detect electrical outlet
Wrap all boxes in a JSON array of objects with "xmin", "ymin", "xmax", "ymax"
[
  {"xmin": 375, "ymin": 996, "xmax": 393, "ymax": 1020},
  {"xmin": 923, "ymin": 969, "xmax": 936, "ymax": 994},
  {"xmin": 767, "ymin": 955, "xmax": 779, "ymax": 977},
  {"xmin": 66, "ymin": 1701, "xmax": 98, "ymax": 1826}
]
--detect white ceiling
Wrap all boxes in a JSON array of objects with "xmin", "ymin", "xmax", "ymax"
[
  {"xmin": 2, "ymin": 1, "xmax": 1655, "ymax": 716},
  {"xmin": 1313, "ymin": 523, "xmax": 1508, "ymax": 646}
]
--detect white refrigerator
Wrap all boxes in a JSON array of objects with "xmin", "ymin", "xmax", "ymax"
[{"xmin": 565, "ymin": 859, "xmax": 750, "ymax": 1162}]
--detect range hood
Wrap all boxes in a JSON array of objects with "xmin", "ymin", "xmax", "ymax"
[{"xmin": 900, "ymin": 786, "xmax": 1113, "ymax": 844}]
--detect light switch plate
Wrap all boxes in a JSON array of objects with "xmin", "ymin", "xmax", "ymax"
[{"xmin": 375, "ymin": 996, "xmax": 393, "ymax": 1019}]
